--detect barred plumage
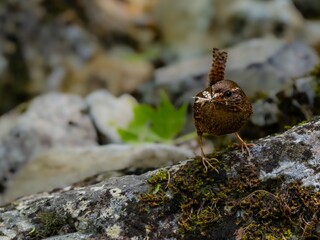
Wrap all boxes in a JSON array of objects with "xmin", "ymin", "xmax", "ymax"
[
  {"xmin": 208, "ymin": 48, "xmax": 228, "ymax": 86},
  {"xmin": 193, "ymin": 48, "xmax": 253, "ymax": 171}
]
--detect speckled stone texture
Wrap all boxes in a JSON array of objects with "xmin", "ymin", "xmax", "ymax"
[
  {"xmin": 1, "ymin": 117, "xmax": 320, "ymax": 239},
  {"xmin": 232, "ymin": 117, "xmax": 320, "ymax": 190}
]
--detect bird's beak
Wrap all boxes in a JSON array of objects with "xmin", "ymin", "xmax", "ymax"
[{"xmin": 210, "ymin": 92, "xmax": 224, "ymax": 103}]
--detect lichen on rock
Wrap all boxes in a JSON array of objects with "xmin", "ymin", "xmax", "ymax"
[{"xmin": 1, "ymin": 117, "xmax": 320, "ymax": 239}]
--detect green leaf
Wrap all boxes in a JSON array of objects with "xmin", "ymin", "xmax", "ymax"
[
  {"xmin": 118, "ymin": 91, "xmax": 187, "ymax": 143},
  {"xmin": 152, "ymin": 183, "xmax": 161, "ymax": 194},
  {"xmin": 130, "ymin": 104, "xmax": 154, "ymax": 127},
  {"xmin": 118, "ymin": 128, "xmax": 138, "ymax": 142},
  {"xmin": 118, "ymin": 121, "xmax": 165, "ymax": 143},
  {"xmin": 152, "ymin": 91, "xmax": 188, "ymax": 139}
]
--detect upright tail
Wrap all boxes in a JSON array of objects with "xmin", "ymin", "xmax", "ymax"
[{"xmin": 208, "ymin": 48, "xmax": 228, "ymax": 86}]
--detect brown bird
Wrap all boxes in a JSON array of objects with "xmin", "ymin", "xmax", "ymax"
[{"xmin": 193, "ymin": 48, "xmax": 253, "ymax": 171}]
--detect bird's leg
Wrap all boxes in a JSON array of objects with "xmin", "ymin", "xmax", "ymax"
[
  {"xmin": 197, "ymin": 132, "xmax": 218, "ymax": 172},
  {"xmin": 234, "ymin": 132, "xmax": 254, "ymax": 158}
]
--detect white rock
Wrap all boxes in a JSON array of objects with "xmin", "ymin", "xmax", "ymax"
[
  {"xmin": 303, "ymin": 20, "xmax": 320, "ymax": 46},
  {"xmin": 251, "ymin": 99, "xmax": 280, "ymax": 127},
  {"xmin": 0, "ymin": 93, "xmax": 97, "ymax": 190},
  {"xmin": 86, "ymin": 90, "xmax": 137, "ymax": 143},
  {"xmin": 1, "ymin": 144, "xmax": 192, "ymax": 204}
]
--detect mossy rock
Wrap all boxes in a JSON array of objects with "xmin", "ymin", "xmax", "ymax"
[{"xmin": 141, "ymin": 153, "xmax": 320, "ymax": 239}]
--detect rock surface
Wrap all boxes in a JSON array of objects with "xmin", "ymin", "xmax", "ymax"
[
  {"xmin": 83, "ymin": 0, "xmax": 158, "ymax": 48},
  {"xmin": 63, "ymin": 52, "xmax": 153, "ymax": 96},
  {"xmin": 86, "ymin": 90, "xmax": 137, "ymax": 144},
  {"xmin": 153, "ymin": 0, "xmax": 305, "ymax": 60},
  {"xmin": 154, "ymin": 0, "xmax": 214, "ymax": 59},
  {"xmin": 226, "ymin": 39, "xmax": 318, "ymax": 97},
  {"xmin": 0, "ymin": 0, "xmax": 316, "ymax": 116},
  {"xmin": 141, "ymin": 38, "xmax": 318, "ymax": 106},
  {"xmin": 1, "ymin": 117, "xmax": 320, "ymax": 239},
  {"xmin": 0, "ymin": 93, "xmax": 97, "ymax": 193},
  {"xmin": 0, "ymin": 0, "xmax": 154, "ymax": 114},
  {"xmin": 303, "ymin": 20, "xmax": 320, "ymax": 47},
  {"xmin": 1, "ymin": 144, "xmax": 193, "ymax": 205},
  {"xmin": 216, "ymin": 0, "xmax": 303, "ymax": 45}
]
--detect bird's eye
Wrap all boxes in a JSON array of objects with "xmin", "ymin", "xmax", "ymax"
[{"xmin": 224, "ymin": 90, "xmax": 232, "ymax": 97}]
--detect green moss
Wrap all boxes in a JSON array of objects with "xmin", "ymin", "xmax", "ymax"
[
  {"xmin": 140, "ymin": 169, "xmax": 170, "ymax": 207},
  {"xmin": 240, "ymin": 222, "xmax": 293, "ymax": 240},
  {"xmin": 28, "ymin": 210, "xmax": 75, "ymax": 239},
  {"xmin": 297, "ymin": 120, "xmax": 308, "ymax": 126},
  {"xmin": 141, "ymin": 156, "xmax": 227, "ymax": 237},
  {"xmin": 141, "ymin": 156, "xmax": 320, "ymax": 239},
  {"xmin": 284, "ymin": 120, "xmax": 308, "ymax": 130},
  {"xmin": 16, "ymin": 102, "xmax": 29, "ymax": 113},
  {"xmin": 148, "ymin": 169, "xmax": 168, "ymax": 186},
  {"xmin": 284, "ymin": 125, "xmax": 293, "ymax": 130},
  {"xmin": 310, "ymin": 63, "xmax": 320, "ymax": 79},
  {"xmin": 250, "ymin": 91, "xmax": 269, "ymax": 102},
  {"xmin": 234, "ymin": 181, "xmax": 320, "ymax": 239},
  {"xmin": 169, "ymin": 158, "xmax": 224, "ymax": 234},
  {"xmin": 284, "ymin": 120, "xmax": 308, "ymax": 131}
]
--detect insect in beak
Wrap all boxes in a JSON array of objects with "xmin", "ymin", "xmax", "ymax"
[{"xmin": 210, "ymin": 92, "xmax": 224, "ymax": 104}]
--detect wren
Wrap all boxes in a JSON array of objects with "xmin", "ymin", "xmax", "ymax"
[{"xmin": 193, "ymin": 48, "xmax": 253, "ymax": 171}]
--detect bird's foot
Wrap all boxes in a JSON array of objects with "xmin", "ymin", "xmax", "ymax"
[
  {"xmin": 234, "ymin": 132, "xmax": 255, "ymax": 160},
  {"xmin": 197, "ymin": 132, "xmax": 219, "ymax": 172},
  {"xmin": 233, "ymin": 142, "xmax": 255, "ymax": 159},
  {"xmin": 199, "ymin": 155, "xmax": 219, "ymax": 173}
]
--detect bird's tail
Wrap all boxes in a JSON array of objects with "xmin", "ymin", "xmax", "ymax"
[{"xmin": 208, "ymin": 48, "xmax": 228, "ymax": 86}]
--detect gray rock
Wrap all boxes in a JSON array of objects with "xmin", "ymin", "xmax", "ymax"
[
  {"xmin": 303, "ymin": 20, "xmax": 320, "ymax": 47},
  {"xmin": 251, "ymin": 99, "xmax": 280, "ymax": 127},
  {"xmin": 154, "ymin": 0, "xmax": 215, "ymax": 60},
  {"xmin": 44, "ymin": 233, "xmax": 93, "ymax": 240},
  {"xmin": 0, "ymin": 117, "xmax": 320, "ymax": 239},
  {"xmin": 295, "ymin": 76, "xmax": 317, "ymax": 105},
  {"xmin": 86, "ymin": 90, "xmax": 137, "ymax": 143},
  {"xmin": 248, "ymin": 74, "xmax": 319, "ymax": 130},
  {"xmin": 82, "ymin": 0, "xmax": 157, "ymax": 50},
  {"xmin": 256, "ymin": 122, "xmax": 320, "ymax": 189},
  {"xmin": 0, "ymin": 109, "xmax": 20, "ymax": 140},
  {"xmin": 153, "ymin": 0, "xmax": 304, "ymax": 60},
  {"xmin": 1, "ymin": 144, "xmax": 193, "ymax": 204},
  {"xmin": 143, "ymin": 38, "xmax": 318, "ymax": 105},
  {"xmin": 0, "ymin": 93, "xmax": 97, "ymax": 192},
  {"xmin": 217, "ymin": 0, "xmax": 303, "ymax": 45},
  {"xmin": 139, "ymin": 55, "xmax": 211, "ymax": 106},
  {"xmin": 0, "ymin": 0, "xmax": 154, "ymax": 114},
  {"xmin": 226, "ymin": 38, "xmax": 318, "ymax": 97}
]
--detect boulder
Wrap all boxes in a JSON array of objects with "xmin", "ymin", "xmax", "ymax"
[
  {"xmin": 141, "ymin": 38, "xmax": 318, "ymax": 106},
  {"xmin": 154, "ymin": 0, "xmax": 215, "ymax": 59},
  {"xmin": 216, "ymin": 0, "xmax": 303, "ymax": 45},
  {"xmin": 86, "ymin": 90, "xmax": 137, "ymax": 144},
  {"xmin": 1, "ymin": 117, "xmax": 320, "ymax": 239},
  {"xmin": 0, "ymin": 93, "xmax": 97, "ymax": 193},
  {"xmin": 226, "ymin": 38, "xmax": 318, "ymax": 97},
  {"xmin": 1, "ymin": 144, "xmax": 192, "ymax": 205}
]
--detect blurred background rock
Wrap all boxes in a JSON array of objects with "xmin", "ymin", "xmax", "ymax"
[
  {"xmin": 1, "ymin": 0, "xmax": 320, "ymax": 204},
  {"xmin": 1, "ymin": 0, "xmax": 320, "ymax": 115},
  {"xmin": 0, "ymin": 0, "xmax": 155, "ymax": 114}
]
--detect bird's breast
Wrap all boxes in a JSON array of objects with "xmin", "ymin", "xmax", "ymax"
[{"xmin": 194, "ymin": 102, "xmax": 250, "ymax": 135}]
